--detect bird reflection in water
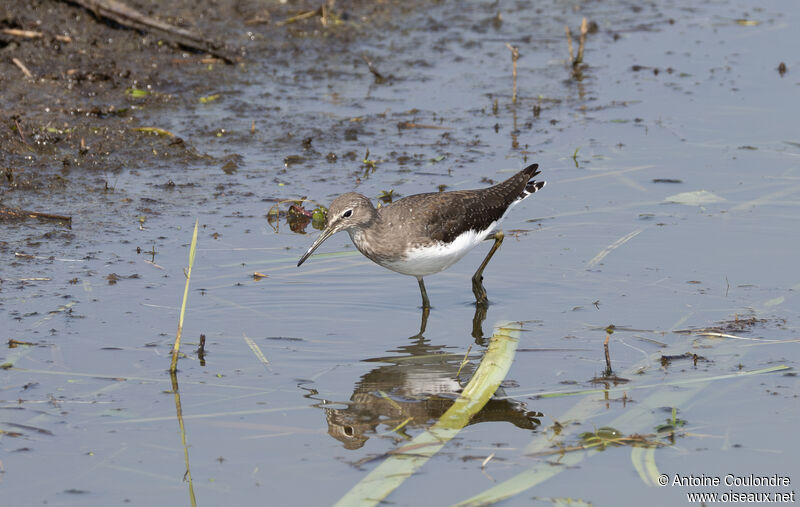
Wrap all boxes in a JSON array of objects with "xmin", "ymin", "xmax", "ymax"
[{"xmin": 304, "ymin": 307, "xmax": 542, "ymax": 449}]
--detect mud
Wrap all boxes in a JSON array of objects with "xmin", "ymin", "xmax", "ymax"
[{"xmin": 0, "ymin": 0, "xmax": 400, "ymax": 200}]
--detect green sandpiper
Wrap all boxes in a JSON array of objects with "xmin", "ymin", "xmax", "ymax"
[{"xmin": 297, "ymin": 163, "xmax": 545, "ymax": 308}]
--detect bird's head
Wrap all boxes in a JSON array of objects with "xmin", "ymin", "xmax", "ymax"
[{"xmin": 297, "ymin": 193, "xmax": 376, "ymax": 266}]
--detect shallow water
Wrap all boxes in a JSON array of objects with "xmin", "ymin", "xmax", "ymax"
[{"xmin": 2, "ymin": 0, "xmax": 798, "ymax": 505}]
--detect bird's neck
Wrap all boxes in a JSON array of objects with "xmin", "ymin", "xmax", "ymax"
[{"xmin": 348, "ymin": 213, "xmax": 383, "ymax": 260}]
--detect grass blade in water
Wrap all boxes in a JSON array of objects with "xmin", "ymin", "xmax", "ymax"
[
  {"xmin": 170, "ymin": 220, "xmax": 199, "ymax": 373},
  {"xmin": 452, "ymin": 335, "xmax": 790, "ymax": 507},
  {"xmin": 334, "ymin": 321, "xmax": 522, "ymax": 507}
]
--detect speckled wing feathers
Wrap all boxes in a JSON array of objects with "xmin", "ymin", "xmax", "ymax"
[
  {"xmin": 353, "ymin": 164, "xmax": 543, "ymax": 261},
  {"xmin": 394, "ymin": 163, "xmax": 542, "ymax": 245}
]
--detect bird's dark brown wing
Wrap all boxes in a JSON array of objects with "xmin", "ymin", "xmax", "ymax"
[{"xmin": 384, "ymin": 163, "xmax": 541, "ymax": 245}]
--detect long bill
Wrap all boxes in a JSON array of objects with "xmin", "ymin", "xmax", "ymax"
[{"xmin": 297, "ymin": 227, "xmax": 336, "ymax": 267}]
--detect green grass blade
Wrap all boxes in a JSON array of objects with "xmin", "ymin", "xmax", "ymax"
[
  {"xmin": 453, "ymin": 359, "xmax": 788, "ymax": 506},
  {"xmin": 170, "ymin": 220, "xmax": 199, "ymax": 373},
  {"xmin": 334, "ymin": 321, "xmax": 522, "ymax": 507},
  {"xmin": 508, "ymin": 364, "xmax": 790, "ymax": 400},
  {"xmin": 453, "ymin": 451, "xmax": 588, "ymax": 507}
]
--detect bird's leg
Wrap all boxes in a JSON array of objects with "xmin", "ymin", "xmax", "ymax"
[
  {"xmin": 472, "ymin": 230, "xmax": 505, "ymax": 305},
  {"xmin": 418, "ymin": 305, "xmax": 430, "ymax": 337},
  {"xmin": 471, "ymin": 302, "xmax": 488, "ymax": 346},
  {"xmin": 417, "ymin": 276, "xmax": 431, "ymax": 309}
]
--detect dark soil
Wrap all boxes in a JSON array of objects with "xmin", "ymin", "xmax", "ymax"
[{"xmin": 0, "ymin": 0, "xmax": 394, "ymax": 200}]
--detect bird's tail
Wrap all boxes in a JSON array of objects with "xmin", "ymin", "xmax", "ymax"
[{"xmin": 521, "ymin": 163, "xmax": 546, "ymax": 198}]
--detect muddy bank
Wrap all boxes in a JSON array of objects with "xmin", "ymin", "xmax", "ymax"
[{"xmin": 0, "ymin": 0, "xmax": 403, "ymax": 195}]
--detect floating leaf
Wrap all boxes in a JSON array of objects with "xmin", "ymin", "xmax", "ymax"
[
  {"xmin": 125, "ymin": 87, "xmax": 150, "ymax": 98},
  {"xmin": 664, "ymin": 190, "xmax": 725, "ymax": 205},
  {"xmin": 133, "ymin": 127, "xmax": 175, "ymax": 137},
  {"xmin": 199, "ymin": 93, "xmax": 220, "ymax": 103}
]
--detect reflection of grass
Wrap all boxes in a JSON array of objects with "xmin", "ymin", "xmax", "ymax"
[{"xmin": 170, "ymin": 372, "xmax": 197, "ymax": 507}]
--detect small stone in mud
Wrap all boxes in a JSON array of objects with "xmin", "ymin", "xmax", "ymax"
[
  {"xmin": 283, "ymin": 155, "xmax": 304, "ymax": 166},
  {"xmin": 326, "ymin": 152, "xmax": 337, "ymax": 162}
]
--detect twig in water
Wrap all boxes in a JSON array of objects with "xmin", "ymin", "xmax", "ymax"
[
  {"xmin": 564, "ymin": 25, "xmax": 574, "ymax": 63},
  {"xmin": 361, "ymin": 53, "xmax": 387, "ymax": 84},
  {"xmin": 196, "ymin": 333, "xmax": 206, "ymax": 358},
  {"xmin": 565, "ymin": 18, "xmax": 589, "ymax": 71},
  {"xmin": 397, "ymin": 122, "xmax": 449, "ymax": 130},
  {"xmin": 12, "ymin": 58, "xmax": 33, "ymax": 79},
  {"xmin": 575, "ymin": 17, "xmax": 588, "ymax": 67},
  {"xmin": 244, "ymin": 333, "xmax": 271, "ymax": 370},
  {"xmin": 586, "ymin": 228, "xmax": 644, "ymax": 269},
  {"xmin": 1, "ymin": 28, "xmax": 72, "ymax": 42},
  {"xmin": 27, "ymin": 210, "xmax": 71, "ymax": 222},
  {"xmin": 9, "ymin": 339, "xmax": 36, "ymax": 347},
  {"xmin": 603, "ymin": 326, "xmax": 613, "ymax": 376},
  {"xmin": 276, "ymin": 7, "xmax": 322, "ymax": 26},
  {"xmin": 1, "ymin": 207, "xmax": 71, "ymax": 223},
  {"xmin": 63, "ymin": 0, "xmax": 235, "ymax": 63},
  {"xmin": 505, "ymin": 43, "xmax": 519, "ymax": 103},
  {"xmin": 14, "ymin": 118, "xmax": 28, "ymax": 144}
]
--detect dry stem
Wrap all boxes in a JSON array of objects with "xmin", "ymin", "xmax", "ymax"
[{"xmin": 505, "ymin": 43, "xmax": 520, "ymax": 103}]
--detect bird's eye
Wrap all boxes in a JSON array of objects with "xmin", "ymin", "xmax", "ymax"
[{"xmin": 343, "ymin": 209, "xmax": 353, "ymax": 218}]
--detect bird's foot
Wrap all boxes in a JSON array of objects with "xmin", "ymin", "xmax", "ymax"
[{"xmin": 471, "ymin": 274, "xmax": 489, "ymax": 306}]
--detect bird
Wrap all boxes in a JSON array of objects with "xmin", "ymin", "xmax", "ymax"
[{"xmin": 297, "ymin": 163, "xmax": 545, "ymax": 308}]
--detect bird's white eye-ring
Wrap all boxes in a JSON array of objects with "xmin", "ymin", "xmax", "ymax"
[{"xmin": 343, "ymin": 209, "xmax": 353, "ymax": 218}]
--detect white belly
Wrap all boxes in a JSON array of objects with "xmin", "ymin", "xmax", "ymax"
[{"xmin": 382, "ymin": 221, "xmax": 498, "ymax": 277}]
